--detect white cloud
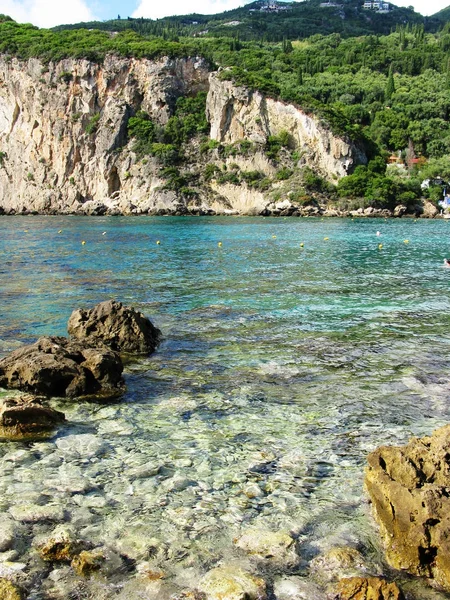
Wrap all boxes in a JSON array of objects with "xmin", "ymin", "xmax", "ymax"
[
  {"xmin": 132, "ymin": 0, "xmax": 249, "ymax": 20},
  {"xmin": 0, "ymin": 0, "xmax": 97, "ymax": 27},
  {"xmin": 391, "ymin": 0, "xmax": 448, "ymax": 14}
]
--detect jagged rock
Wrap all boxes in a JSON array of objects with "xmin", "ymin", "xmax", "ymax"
[
  {"xmin": 333, "ymin": 577, "xmax": 404, "ymax": 600},
  {"xmin": 393, "ymin": 204, "xmax": 407, "ymax": 217},
  {"xmin": 68, "ymin": 300, "xmax": 160, "ymax": 354},
  {"xmin": 0, "ymin": 336, "xmax": 124, "ymax": 399},
  {"xmin": 35, "ymin": 526, "xmax": 87, "ymax": 562},
  {"xmin": 422, "ymin": 201, "xmax": 439, "ymax": 218},
  {"xmin": 365, "ymin": 425, "xmax": 450, "ymax": 592},
  {"xmin": 0, "ymin": 579, "xmax": 23, "ymax": 600},
  {"xmin": 234, "ymin": 529, "xmax": 298, "ymax": 567},
  {"xmin": 198, "ymin": 565, "xmax": 267, "ymax": 600},
  {"xmin": 0, "ymin": 516, "xmax": 18, "ymax": 552},
  {"xmin": 0, "ymin": 394, "xmax": 65, "ymax": 436}
]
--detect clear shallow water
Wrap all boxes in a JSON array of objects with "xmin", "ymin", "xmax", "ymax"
[{"xmin": 1, "ymin": 216, "xmax": 450, "ymax": 598}]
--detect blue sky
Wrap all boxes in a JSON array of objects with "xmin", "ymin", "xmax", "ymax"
[{"xmin": 0, "ymin": 0, "xmax": 448, "ymax": 28}]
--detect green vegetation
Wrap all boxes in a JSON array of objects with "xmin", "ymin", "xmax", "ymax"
[{"xmin": 1, "ymin": 7, "xmax": 450, "ymax": 206}]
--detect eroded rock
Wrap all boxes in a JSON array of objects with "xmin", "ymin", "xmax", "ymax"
[
  {"xmin": 0, "ymin": 394, "xmax": 65, "ymax": 437},
  {"xmin": 68, "ymin": 300, "xmax": 160, "ymax": 354},
  {"xmin": 0, "ymin": 336, "xmax": 124, "ymax": 399},
  {"xmin": 365, "ymin": 425, "xmax": 450, "ymax": 591},
  {"xmin": 333, "ymin": 577, "xmax": 404, "ymax": 600},
  {"xmin": 309, "ymin": 547, "xmax": 375, "ymax": 585},
  {"xmin": 71, "ymin": 549, "xmax": 105, "ymax": 576}
]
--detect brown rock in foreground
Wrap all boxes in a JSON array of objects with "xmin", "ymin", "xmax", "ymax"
[
  {"xmin": 365, "ymin": 425, "xmax": 450, "ymax": 592},
  {"xmin": 0, "ymin": 394, "xmax": 65, "ymax": 436},
  {"xmin": 68, "ymin": 300, "xmax": 160, "ymax": 354},
  {"xmin": 334, "ymin": 577, "xmax": 404, "ymax": 600},
  {"xmin": 0, "ymin": 337, "xmax": 124, "ymax": 399}
]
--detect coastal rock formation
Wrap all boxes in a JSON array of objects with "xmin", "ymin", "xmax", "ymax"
[
  {"xmin": 0, "ymin": 394, "xmax": 65, "ymax": 436},
  {"xmin": 309, "ymin": 547, "xmax": 375, "ymax": 585},
  {"xmin": 333, "ymin": 577, "xmax": 405, "ymax": 600},
  {"xmin": 365, "ymin": 425, "xmax": 450, "ymax": 592},
  {"xmin": 0, "ymin": 336, "xmax": 124, "ymax": 399},
  {"xmin": 68, "ymin": 299, "xmax": 160, "ymax": 354},
  {"xmin": 207, "ymin": 73, "xmax": 367, "ymax": 182},
  {"xmin": 0, "ymin": 55, "xmax": 366, "ymax": 216}
]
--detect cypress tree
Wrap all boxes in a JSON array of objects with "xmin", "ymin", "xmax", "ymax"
[{"xmin": 385, "ymin": 64, "xmax": 395, "ymax": 101}]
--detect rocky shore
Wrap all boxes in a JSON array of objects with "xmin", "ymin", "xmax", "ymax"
[
  {"xmin": 1, "ymin": 300, "xmax": 450, "ymax": 598},
  {"xmin": 0, "ymin": 199, "xmax": 440, "ymax": 218}
]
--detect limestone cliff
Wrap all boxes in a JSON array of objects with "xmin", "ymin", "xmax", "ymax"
[
  {"xmin": 207, "ymin": 73, "xmax": 366, "ymax": 182},
  {"xmin": 0, "ymin": 55, "xmax": 367, "ymax": 216}
]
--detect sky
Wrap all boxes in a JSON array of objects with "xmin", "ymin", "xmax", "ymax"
[{"xmin": 0, "ymin": 0, "xmax": 448, "ymax": 28}]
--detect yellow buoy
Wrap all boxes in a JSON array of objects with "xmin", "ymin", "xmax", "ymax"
[
  {"xmin": 156, "ymin": 240, "xmax": 161, "ymax": 245},
  {"xmin": 404, "ymin": 239, "xmax": 409, "ymax": 244},
  {"xmin": 58, "ymin": 230, "xmax": 62, "ymax": 234},
  {"xmin": 24, "ymin": 230, "xmax": 29, "ymax": 233},
  {"xmin": 324, "ymin": 237, "xmax": 329, "ymax": 241},
  {"xmin": 272, "ymin": 235, "xmax": 277, "ymax": 239},
  {"xmin": 218, "ymin": 242, "xmax": 222, "ymax": 247},
  {"xmin": 102, "ymin": 231, "xmax": 106, "ymax": 236},
  {"xmin": 300, "ymin": 242, "xmax": 304, "ymax": 248},
  {"xmin": 378, "ymin": 243, "xmax": 383, "ymax": 249},
  {"xmin": 82, "ymin": 241, "xmax": 86, "ymax": 245}
]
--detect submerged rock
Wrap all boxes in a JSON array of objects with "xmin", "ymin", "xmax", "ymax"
[
  {"xmin": 68, "ymin": 300, "xmax": 160, "ymax": 354},
  {"xmin": 234, "ymin": 529, "xmax": 298, "ymax": 568},
  {"xmin": 365, "ymin": 425, "xmax": 450, "ymax": 592},
  {"xmin": 333, "ymin": 577, "xmax": 404, "ymax": 600},
  {"xmin": 0, "ymin": 394, "xmax": 65, "ymax": 437},
  {"xmin": 309, "ymin": 547, "xmax": 374, "ymax": 585},
  {"xmin": 274, "ymin": 576, "xmax": 327, "ymax": 599},
  {"xmin": 0, "ymin": 336, "xmax": 124, "ymax": 399},
  {"xmin": 0, "ymin": 579, "xmax": 23, "ymax": 600},
  {"xmin": 71, "ymin": 549, "xmax": 105, "ymax": 576},
  {"xmin": 198, "ymin": 565, "xmax": 267, "ymax": 600},
  {"xmin": 36, "ymin": 526, "xmax": 87, "ymax": 562}
]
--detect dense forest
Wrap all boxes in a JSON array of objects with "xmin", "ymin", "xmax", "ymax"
[{"xmin": 0, "ymin": 2, "xmax": 450, "ymax": 209}]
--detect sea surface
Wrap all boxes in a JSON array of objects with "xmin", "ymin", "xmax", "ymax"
[{"xmin": 1, "ymin": 215, "xmax": 450, "ymax": 599}]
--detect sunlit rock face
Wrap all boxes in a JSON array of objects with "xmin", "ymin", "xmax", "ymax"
[{"xmin": 0, "ymin": 55, "xmax": 366, "ymax": 216}]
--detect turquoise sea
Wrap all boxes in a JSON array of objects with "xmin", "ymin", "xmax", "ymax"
[{"xmin": 1, "ymin": 215, "xmax": 450, "ymax": 599}]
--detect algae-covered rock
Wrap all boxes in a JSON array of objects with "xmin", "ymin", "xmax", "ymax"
[
  {"xmin": 36, "ymin": 526, "xmax": 87, "ymax": 562},
  {"xmin": 0, "ymin": 579, "xmax": 23, "ymax": 600},
  {"xmin": 68, "ymin": 300, "xmax": 160, "ymax": 354},
  {"xmin": 198, "ymin": 565, "xmax": 267, "ymax": 600},
  {"xmin": 365, "ymin": 425, "xmax": 450, "ymax": 592},
  {"xmin": 234, "ymin": 529, "xmax": 298, "ymax": 567},
  {"xmin": 333, "ymin": 577, "xmax": 404, "ymax": 600},
  {"xmin": 71, "ymin": 549, "xmax": 105, "ymax": 576},
  {"xmin": 0, "ymin": 336, "xmax": 124, "ymax": 399}
]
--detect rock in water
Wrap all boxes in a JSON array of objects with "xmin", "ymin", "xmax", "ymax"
[
  {"xmin": 198, "ymin": 565, "xmax": 267, "ymax": 600},
  {"xmin": 365, "ymin": 425, "xmax": 450, "ymax": 592},
  {"xmin": 334, "ymin": 577, "xmax": 404, "ymax": 600},
  {"xmin": 0, "ymin": 337, "xmax": 124, "ymax": 399},
  {"xmin": 68, "ymin": 300, "xmax": 160, "ymax": 354},
  {"xmin": 0, "ymin": 579, "xmax": 23, "ymax": 600},
  {"xmin": 0, "ymin": 394, "xmax": 65, "ymax": 437}
]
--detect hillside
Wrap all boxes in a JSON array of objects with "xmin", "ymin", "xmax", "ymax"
[
  {"xmin": 0, "ymin": 14, "xmax": 450, "ymax": 216},
  {"xmin": 53, "ymin": 0, "xmax": 427, "ymax": 41}
]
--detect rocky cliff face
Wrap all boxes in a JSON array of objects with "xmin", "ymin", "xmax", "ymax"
[
  {"xmin": 0, "ymin": 55, "xmax": 366, "ymax": 215},
  {"xmin": 207, "ymin": 73, "xmax": 366, "ymax": 181}
]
